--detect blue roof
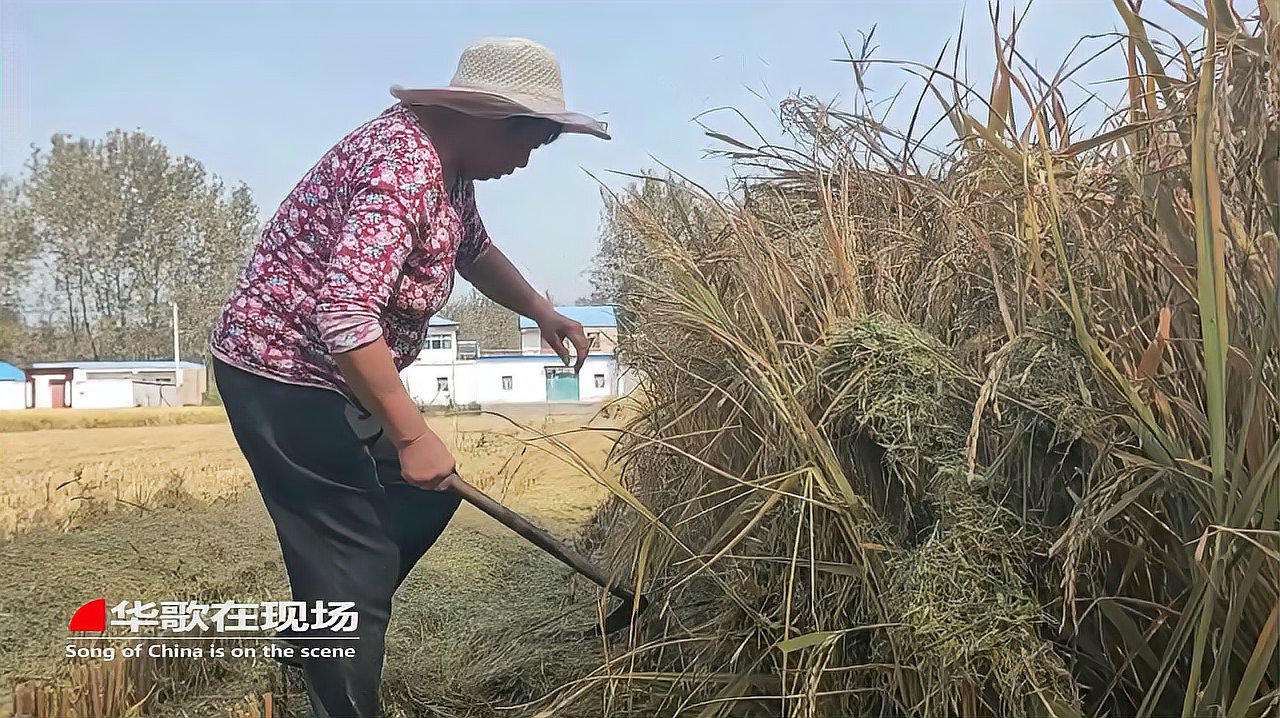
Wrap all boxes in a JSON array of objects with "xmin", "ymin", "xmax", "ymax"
[
  {"xmin": 0, "ymin": 361, "xmax": 24, "ymax": 382},
  {"xmin": 31, "ymin": 360, "xmax": 205, "ymax": 370},
  {"xmin": 429, "ymin": 316, "xmax": 457, "ymax": 327},
  {"xmin": 518, "ymin": 305, "xmax": 616, "ymax": 330}
]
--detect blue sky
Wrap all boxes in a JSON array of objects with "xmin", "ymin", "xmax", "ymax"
[{"xmin": 1, "ymin": 0, "xmax": 1200, "ymax": 301}]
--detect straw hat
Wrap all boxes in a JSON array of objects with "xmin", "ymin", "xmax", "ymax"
[{"xmin": 391, "ymin": 37, "xmax": 610, "ymax": 140}]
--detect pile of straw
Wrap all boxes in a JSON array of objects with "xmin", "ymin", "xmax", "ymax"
[{"xmin": 547, "ymin": 3, "xmax": 1278, "ymax": 717}]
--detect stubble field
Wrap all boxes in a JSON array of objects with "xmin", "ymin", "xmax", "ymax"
[{"xmin": 0, "ymin": 405, "xmax": 620, "ymax": 717}]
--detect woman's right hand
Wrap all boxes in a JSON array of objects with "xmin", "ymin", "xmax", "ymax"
[
  {"xmin": 329, "ymin": 341, "xmax": 458, "ymax": 491},
  {"xmin": 396, "ymin": 429, "xmax": 457, "ymax": 491}
]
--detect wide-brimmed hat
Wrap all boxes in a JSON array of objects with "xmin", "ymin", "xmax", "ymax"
[{"xmin": 391, "ymin": 37, "xmax": 610, "ymax": 140}]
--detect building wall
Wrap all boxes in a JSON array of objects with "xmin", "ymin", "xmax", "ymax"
[
  {"xmin": 182, "ymin": 367, "xmax": 208, "ymax": 399},
  {"xmin": 24, "ymin": 364, "xmax": 206, "ymax": 409},
  {"xmin": 419, "ymin": 328, "xmax": 458, "ymax": 365},
  {"xmin": 618, "ymin": 367, "xmax": 644, "ymax": 396},
  {"xmin": 473, "ymin": 360, "xmax": 550, "ymax": 404},
  {"xmin": 520, "ymin": 331, "xmax": 541, "ymax": 355},
  {"xmin": 41, "ymin": 367, "xmax": 209, "ymax": 409},
  {"xmin": 402, "ymin": 362, "xmax": 458, "ymax": 407},
  {"xmin": 182, "ymin": 367, "xmax": 205, "ymax": 405},
  {"xmin": 0, "ymin": 381, "xmax": 25, "ymax": 410},
  {"xmin": 587, "ymin": 327, "xmax": 620, "ymax": 354},
  {"xmin": 399, "ymin": 329, "xmax": 462, "ymax": 407},
  {"xmin": 400, "ymin": 355, "xmax": 620, "ymax": 407},
  {"xmin": 133, "ymin": 378, "xmax": 203, "ymax": 407},
  {"xmin": 468, "ymin": 356, "xmax": 617, "ymax": 405},
  {"xmin": 577, "ymin": 358, "xmax": 617, "ymax": 402},
  {"xmin": 451, "ymin": 363, "xmax": 479, "ymax": 405},
  {"xmin": 74, "ymin": 378, "xmax": 136, "ymax": 409}
]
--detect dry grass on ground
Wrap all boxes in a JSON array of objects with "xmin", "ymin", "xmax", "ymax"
[
  {"xmin": 0, "ymin": 407, "xmax": 229, "ymax": 433},
  {"xmin": 0, "ymin": 408, "xmax": 615, "ymax": 539},
  {"xmin": 0, "ymin": 406, "xmax": 620, "ymax": 717}
]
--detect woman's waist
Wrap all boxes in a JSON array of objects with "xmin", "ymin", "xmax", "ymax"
[{"xmin": 212, "ymin": 306, "xmax": 426, "ymax": 367}]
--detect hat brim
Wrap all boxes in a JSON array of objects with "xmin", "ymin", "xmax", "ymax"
[{"xmin": 390, "ymin": 85, "xmax": 611, "ymax": 140}]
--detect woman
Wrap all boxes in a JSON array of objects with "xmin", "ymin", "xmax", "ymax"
[{"xmin": 208, "ymin": 37, "xmax": 609, "ymax": 718}]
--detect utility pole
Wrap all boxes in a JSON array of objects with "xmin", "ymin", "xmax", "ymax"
[{"xmin": 172, "ymin": 301, "xmax": 183, "ymax": 387}]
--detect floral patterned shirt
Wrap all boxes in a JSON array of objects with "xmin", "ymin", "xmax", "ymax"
[{"xmin": 209, "ymin": 104, "xmax": 490, "ymax": 401}]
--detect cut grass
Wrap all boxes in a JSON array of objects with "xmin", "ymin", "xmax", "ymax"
[
  {"xmin": 1, "ymin": 409, "xmax": 619, "ymax": 716},
  {"xmin": 0, "ymin": 411, "xmax": 612, "ymax": 540}
]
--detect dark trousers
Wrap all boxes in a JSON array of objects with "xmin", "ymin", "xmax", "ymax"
[{"xmin": 213, "ymin": 358, "xmax": 460, "ymax": 718}]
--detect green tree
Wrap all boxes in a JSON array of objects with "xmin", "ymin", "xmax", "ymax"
[
  {"xmin": 18, "ymin": 130, "xmax": 258, "ymax": 362},
  {"xmin": 0, "ymin": 177, "xmax": 36, "ymax": 359}
]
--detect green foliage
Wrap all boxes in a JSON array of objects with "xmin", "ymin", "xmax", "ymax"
[{"xmin": 3, "ymin": 129, "xmax": 258, "ymax": 363}]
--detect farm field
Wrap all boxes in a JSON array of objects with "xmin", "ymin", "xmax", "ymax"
[
  {"xmin": 0, "ymin": 407, "xmax": 620, "ymax": 717},
  {"xmin": 0, "ymin": 407, "xmax": 229, "ymax": 434},
  {"xmin": 0, "ymin": 3, "xmax": 1275, "ymax": 717}
]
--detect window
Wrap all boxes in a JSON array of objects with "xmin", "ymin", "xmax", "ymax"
[
  {"xmin": 84, "ymin": 371, "xmax": 134, "ymax": 380},
  {"xmin": 587, "ymin": 332, "xmax": 601, "ymax": 348},
  {"xmin": 426, "ymin": 336, "xmax": 454, "ymax": 350},
  {"xmin": 441, "ymin": 336, "xmax": 452, "ymax": 349},
  {"xmin": 436, "ymin": 377, "xmax": 449, "ymax": 392},
  {"xmin": 501, "ymin": 376, "xmax": 513, "ymax": 391},
  {"xmin": 594, "ymin": 374, "xmax": 606, "ymax": 389}
]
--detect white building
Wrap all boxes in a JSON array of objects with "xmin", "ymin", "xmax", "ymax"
[
  {"xmin": 0, "ymin": 361, "xmax": 27, "ymax": 410},
  {"xmin": 401, "ymin": 306, "xmax": 632, "ymax": 407},
  {"xmin": 400, "ymin": 316, "xmax": 463, "ymax": 407},
  {"xmin": 27, "ymin": 361, "xmax": 208, "ymax": 409}
]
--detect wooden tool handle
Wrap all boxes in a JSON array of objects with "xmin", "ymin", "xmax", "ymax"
[{"xmin": 449, "ymin": 474, "xmax": 641, "ymax": 608}]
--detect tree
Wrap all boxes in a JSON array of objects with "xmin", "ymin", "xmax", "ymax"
[
  {"xmin": 441, "ymin": 289, "xmax": 521, "ymax": 351},
  {"xmin": 0, "ymin": 177, "xmax": 35, "ymax": 308},
  {"xmin": 0, "ymin": 177, "xmax": 37, "ymax": 359},
  {"xmin": 584, "ymin": 174, "xmax": 718, "ymax": 305},
  {"xmin": 16, "ymin": 130, "xmax": 258, "ymax": 362}
]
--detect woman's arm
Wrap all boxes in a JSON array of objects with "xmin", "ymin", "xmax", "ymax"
[
  {"xmin": 460, "ymin": 246, "xmax": 593, "ymax": 371},
  {"xmin": 315, "ymin": 159, "xmax": 455, "ymax": 489},
  {"xmin": 459, "ymin": 245, "xmax": 554, "ymax": 322},
  {"xmin": 332, "ymin": 342, "xmax": 429, "ymax": 448},
  {"xmin": 333, "ymin": 342, "xmax": 456, "ymax": 489}
]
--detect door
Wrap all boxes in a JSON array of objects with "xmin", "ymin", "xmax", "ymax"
[
  {"xmin": 49, "ymin": 379, "xmax": 67, "ymax": 408},
  {"xmin": 544, "ymin": 367, "xmax": 579, "ymax": 402}
]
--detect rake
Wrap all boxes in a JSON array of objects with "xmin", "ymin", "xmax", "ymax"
[
  {"xmin": 346, "ymin": 404, "xmax": 648, "ymax": 636},
  {"xmin": 450, "ymin": 474, "xmax": 649, "ymax": 636}
]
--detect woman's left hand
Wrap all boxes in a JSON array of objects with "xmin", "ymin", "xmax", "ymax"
[{"xmin": 538, "ymin": 310, "xmax": 591, "ymax": 372}]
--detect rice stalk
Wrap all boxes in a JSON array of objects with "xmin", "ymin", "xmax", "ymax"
[{"xmin": 542, "ymin": 2, "xmax": 1277, "ymax": 717}]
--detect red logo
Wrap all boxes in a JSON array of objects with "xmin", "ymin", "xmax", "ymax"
[{"xmin": 69, "ymin": 598, "xmax": 106, "ymax": 632}]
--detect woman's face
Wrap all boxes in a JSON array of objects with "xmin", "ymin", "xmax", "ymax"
[{"xmin": 463, "ymin": 117, "xmax": 561, "ymax": 181}]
